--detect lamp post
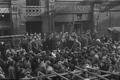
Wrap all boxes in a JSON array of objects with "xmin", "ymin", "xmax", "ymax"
[
  {"xmin": 10, "ymin": 0, "xmax": 14, "ymax": 35},
  {"xmin": 91, "ymin": 2, "xmax": 95, "ymax": 33},
  {"xmin": 109, "ymin": 10, "xmax": 111, "ymax": 28},
  {"xmin": 48, "ymin": 0, "xmax": 55, "ymax": 32}
]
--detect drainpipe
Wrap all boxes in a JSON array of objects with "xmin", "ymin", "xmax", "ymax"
[
  {"xmin": 109, "ymin": 10, "xmax": 111, "ymax": 28},
  {"xmin": 46, "ymin": 0, "xmax": 51, "ymax": 33},
  {"xmin": 10, "ymin": 0, "xmax": 14, "ymax": 35},
  {"xmin": 90, "ymin": 2, "xmax": 95, "ymax": 33}
]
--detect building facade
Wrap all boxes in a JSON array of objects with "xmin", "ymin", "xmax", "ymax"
[
  {"xmin": 11, "ymin": 0, "xmax": 49, "ymax": 34},
  {"xmin": 94, "ymin": 0, "xmax": 120, "ymax": 36},
  {"xmin": 0, "ymin": 0, "xmax": 95, "ymax": 35},
  {"xmin": 54, "ymin": 0, "xmax": 93, "ymax": 34}
]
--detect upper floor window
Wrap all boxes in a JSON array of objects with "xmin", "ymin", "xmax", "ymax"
[{"xmin": 26, "ymin": 0, "xmax": 39, "ymax": 6}]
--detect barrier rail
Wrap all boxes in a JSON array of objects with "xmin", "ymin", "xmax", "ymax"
[
  {"xmin": 18, "ymin": 63, "xmax": 120, "ymax": 80},
  {"xmin": 20, "ymin": 66, "xmax": 119, "ymax": 80},
  {"xmin": 75, "ymin": 66, "xmax": 109, "ymax": 80},
  {"xmin": 66, "ymin": 70, "xmax": 84, "ymax": 80},
  {"xmin": 37, "ymin": 71, "xmax": 51, "ymax": 80},
  {"xmin": 89, "ymin": 74, "xmax": 111, "ymax": 80},
  {"xmin": 87, "ymin": 67, "xmax": 120, "ymax": 76},
  {"xmin": 20, "ymin": 70, "xmax": 83, "ymax": 80}
]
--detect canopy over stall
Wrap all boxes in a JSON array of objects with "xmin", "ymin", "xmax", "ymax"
[
  {"xmin": 108, "ymin": 27, "xmax": 120, "ymax": 33},
  {"xmin": 108, "ymin": 27, "xmax": 120, "ymax": 41}
]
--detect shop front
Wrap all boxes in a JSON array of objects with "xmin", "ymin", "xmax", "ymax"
[{"xmin": 0, "ymin": 8, "xmax": 11, "ymax": 36}]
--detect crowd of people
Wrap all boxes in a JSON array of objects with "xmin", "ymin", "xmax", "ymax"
[{"xmin": 0, "ymin": 32, "xmax": 120, "ymax": 80}]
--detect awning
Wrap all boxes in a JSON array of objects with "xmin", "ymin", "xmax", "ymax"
[{"xmin": 0, "ymin": 8, "xmax": 9, "ymax": 13}]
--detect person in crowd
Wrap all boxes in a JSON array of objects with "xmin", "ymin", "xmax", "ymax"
[
  {"xmin": 0, "ymin": 66, "xmax": 5, "ymax": 79},
  {"xmin": 0, "ymin": 32, "xmax": 120, "ymax": 80}
]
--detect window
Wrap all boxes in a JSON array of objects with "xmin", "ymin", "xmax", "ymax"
[{"xmin": 26, "ymin": 0, "xmax": 39, "ymax": 6}]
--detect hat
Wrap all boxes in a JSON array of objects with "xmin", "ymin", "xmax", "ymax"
[
  {"xmin": 1, "ymin": 42, "xmax": 4, "ymax": 45},
  {"xmin": 83, "ymin": 47, "xmax": 87, "ymax": 50},
  {"xmin": 96, "ymin": 39, "xmax": 100, "ymax": 42}
]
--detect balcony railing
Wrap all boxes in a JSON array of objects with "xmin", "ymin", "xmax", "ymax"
[{"xmin": 26, "ymin": 6, "xmax": 46, "ymax": 16}]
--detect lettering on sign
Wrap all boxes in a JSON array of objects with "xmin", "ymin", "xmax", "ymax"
[{"xmin": 55, "ymin": 2, "xmax": 91, "ymax": 13}]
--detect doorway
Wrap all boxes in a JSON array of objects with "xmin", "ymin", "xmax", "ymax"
[
  {"xmin": 74, "ymin": 21, "xmax": 90, "ymax": 34},
  {"xmin": 26, "ymin": 21, "xmax": 42, "ymax": 34}
]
